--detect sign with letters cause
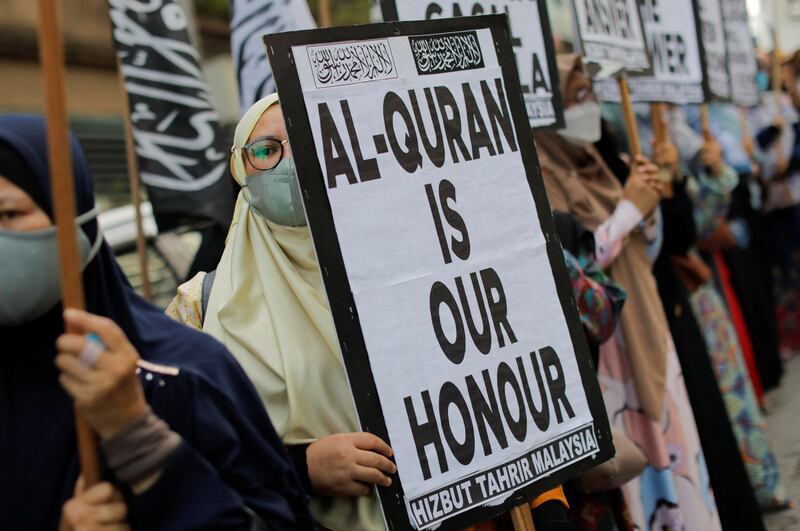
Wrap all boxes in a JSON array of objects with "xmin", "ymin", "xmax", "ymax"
[
  {"xmin": 266, "ymin": 15, "xmax": 612, "ymax": 530},
  {"xmin": 380, "ymin": 0, "xmax": 564, "ymax": 129},
  {"xmin": 596, "ymin": 0, "xmax": 710, "ymax": 104},
  {"xmin": 570, "ymin": 0, "xmax": 651, "ymax": 72}
]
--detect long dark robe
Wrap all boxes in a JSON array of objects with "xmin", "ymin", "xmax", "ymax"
[
  {"xmin": 0, "ymin": 115, "xmax": 313, "ymax": 530},
  {"xmin": 595, "ymin": 124, "xmax": 765, "ymax": 531},
  {"xmin": 721, "ymin": 173, "xmax": 783, "ymax": 390}
]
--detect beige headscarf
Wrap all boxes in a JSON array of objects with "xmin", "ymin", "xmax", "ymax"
[
  {"xmin": 534, "ymin": 56, "xmax": 670, "ymax": 421},
  {"xmin": 203, "ymin": 94, "xmax": 385, "ymax": 531}
]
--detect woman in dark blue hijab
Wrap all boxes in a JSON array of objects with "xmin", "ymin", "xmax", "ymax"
[{"xmin": 0, "ymin": 115, "xmax": 313, "ymax": 530}]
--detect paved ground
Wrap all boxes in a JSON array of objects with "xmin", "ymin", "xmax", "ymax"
[{"xmin": 764, "ymin": 355, "xmax": 800, "ymax": 531}]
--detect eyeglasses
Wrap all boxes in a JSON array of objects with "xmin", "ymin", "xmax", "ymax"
[{"xmin": 239, "ymin": 136, "xmax": 289, "ymax": 171}]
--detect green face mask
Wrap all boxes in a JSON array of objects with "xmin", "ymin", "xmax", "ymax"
[
  {"xmin": 0, "ymin": 207, "xmax": 103, "ymax": 326},
  {"xmin": 243, "ymin": 157, "xmax": 307, "ymax": 227}
]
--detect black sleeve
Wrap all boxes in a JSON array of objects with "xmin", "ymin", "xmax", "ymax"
[
  {"xmin": 286, "ymin": 444, "xmax": 313, "ymax": 495},
  {"xmin": 660, "ymin": 178, "xmax": 697, "ymax": 256},
  {"xmin": 532, "ymin": 500, "xmax": 576, "ymax": 531}
]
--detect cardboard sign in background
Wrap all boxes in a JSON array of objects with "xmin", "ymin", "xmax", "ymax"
[
  {"xmin": 379, "ymin": 0, "xmax": 565, "ymax": 130},
  {"xmin": 721, "ymin": 0, "xmax": 759, "ymax": 106},
  {"xmin": 697, "ymin": 0, "xmax": 732, "ymax": 100},
  {"xmin": 266, "ymin": 16, "xmax": 612, "ymax": 530},
  {"xmin": 595, "ymin": 0, "xmax": 709, "ymax": 104},
  {"xmin": 570, "ymin": 0, "xmax": 651, "ymax": 73}
]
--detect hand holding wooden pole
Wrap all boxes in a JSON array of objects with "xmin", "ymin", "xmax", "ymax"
[{"xmin": 37, "ymin": 0, "xmax": 101, "ymax": 486}]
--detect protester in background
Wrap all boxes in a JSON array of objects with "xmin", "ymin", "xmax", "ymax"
[
  {"xmin": 681, "ymin": 102, "xmax": 783, "ymax": 392},
  {"xmin": 655, "ymin": 106, "xmax": 789, "ymax": 510},
  {"xmin": 167, "ymin": 93, "xmax": 395, "ymax": 531},
  {"xmin": 0, "ymin": 115, "xmax": 313, "ymax": 530},
  {"xmin": 752, "ymin": 53, "xmax": 800, "ymax": 360},
  {"xmin": 594, "ymin": 115, "xmax": 766, "ymax": 531},
  {"xmin": 534, "ymin": 55, "xmax": 722, "ymax": 530}
]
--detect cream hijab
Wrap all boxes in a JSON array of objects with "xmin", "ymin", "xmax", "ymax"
[{"xmin": 203, "ymin": 94, "xmax": 385, "ymax": 531}]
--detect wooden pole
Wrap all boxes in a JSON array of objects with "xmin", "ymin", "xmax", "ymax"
[
  {"xmin": 36, "ymin": 0, "xmax": 101, "ymax": 486},
  {"xmin": 116, "ymin": 59, "xmax": 152, "ymax": 301},
  {"xmin": 319, "ymin": 0, "xmax": 332, "ymax": 27},
  {"xmin": 650, "ymin": 102, "xmax": 673, "ymax": 198},
  {"xmin": 617, "ymin": 72, "xmax": 641, "ymax": 157},
  {"xmin": 699, "ymin": 103, "xmax": 711, "ymax": 139},
  {"xmin": 510, "ymin": 504, "xmax": 537, "ymax": 531}
]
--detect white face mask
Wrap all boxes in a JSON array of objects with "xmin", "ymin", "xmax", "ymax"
[{"xmin": 557, "ymin": 101, "xmax": 602, "ymax": 147}]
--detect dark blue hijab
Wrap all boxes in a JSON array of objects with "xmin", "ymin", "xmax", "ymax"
[{"xmin": 0, "ymin": 115, "xmax": 311, "ymax": 529}]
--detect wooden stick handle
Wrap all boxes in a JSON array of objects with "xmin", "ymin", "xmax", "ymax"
[
  {"xmin": 650, "ymin": 102, "xmax": 666, "ymax": 144},
  {"xmin": 510, "ymin": 503, "xmax": 537, "ymax": 531},
  {"xmin": 618, "ymin": 73, "xmax": 641, "ymax": 157},
  {"xmin": 116, "ymin": 59, "xmax": 152, "ymax": 301},
  {"xmin": 37, "ymin": 0, "xmax": 101, "ymax": 486},
  {"xmin": 319, "ymin": 0, "xmax": 332, "ymax": 27},
  {"xmin": 699, "ymin": 103, "xmax": 711, "ymax": 139}
]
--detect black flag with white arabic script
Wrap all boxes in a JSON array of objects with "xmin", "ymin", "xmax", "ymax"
[
  {"xmin": 108, "ymin": 0, "xmax": 234, "ymax": 231},
  {"xmin": 230, "ymin": 0, "xmax": 316, "ymax": 116}
]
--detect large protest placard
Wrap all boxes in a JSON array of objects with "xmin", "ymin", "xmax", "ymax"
[
  {"xmin": 721, "ymin": 0, "xmax": 759, "ymax": 106},
  {"xmin": 595, "ymin": 0, "xmax": 709, "ymax": 104},
  {"xmin": 570, "ymin": 0, "xmax": 650, "ymax": 72},
  {"xmin": 265, "ymin": 15, "xmax": 613, "ymax": 530},
  {"xmin": 107, "ymin": 0, "xmax": 234, "ymax": 231},
  {"xmin": 697, "ymin": 0, "xmax": 731, "ymax": 100},
  {"xmin": 379, "ymin": 1, "xmax": 564, "ymax": 129}
]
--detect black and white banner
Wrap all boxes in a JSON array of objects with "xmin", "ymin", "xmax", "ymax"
[
  {"xmin": 380, "ymin": 0, "xmax": 564, "ymax": 129},
  {"xmin": 721, "ymin": 0, "xmax": 759, "ymax": 106},
  {"xmin": 596, "ymin": 0, "xmax": 709, "ymax": 104},
  {"xmin": 108, "ymin": 0, "xmax": 234, "ymax": 231},
  {"xmin": 570, "ymin": 0, "xmax": 651, "ymax": 72},
  {"xmin": 266, "ymin": 15, "xmax": 612, "ymax": 530},
  {"xmin": 697, "ymin": 0, "xmax": 731, "ymax": 100},
  {"xmin": 230, "ymin": 0, "xmax": 316, "ymax": 115}
]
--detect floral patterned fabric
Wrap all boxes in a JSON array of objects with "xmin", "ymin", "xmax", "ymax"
[
  {"xmin": 689, "ymin": 283, "xmax": 789, "ymax": 508},
  {"xmin": 563, "ymin": 250, "xmax": 626, "ymax": 345},
  {"xmin": 598, "ymin": 334, "xmax": 721, "ymax": 531}
]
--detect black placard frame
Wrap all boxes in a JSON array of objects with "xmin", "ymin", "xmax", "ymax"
[{"xmin": 265, "ymin": 15, "xmax": 613, "ymax": 530}]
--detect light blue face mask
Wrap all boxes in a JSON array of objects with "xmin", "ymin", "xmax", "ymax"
[
  {"xmin": 243, "ymin": 157, "xmax": 307, "ymax": 227},
  {"xmin": 756, "ymin": 70, "xmax": 769, "ymax": 93},
  {"xmin": 0, "ymin": 207, "xmax": 103, "ymax": 325}
]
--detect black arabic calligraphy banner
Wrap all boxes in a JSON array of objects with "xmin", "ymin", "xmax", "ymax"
[{"xmin": 108, "ymin": 0, "xmax": 234, "ymax": 231}]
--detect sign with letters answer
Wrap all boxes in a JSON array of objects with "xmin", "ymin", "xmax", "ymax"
[
  {"xmin": 265, "ymin": 15, "xmax": 612, "ymax": 530},
  {"xmin": 380, "ymin": 0, "xmax": 564, "ymax": 129},
  {"xmin": 721, "ymin": 0, "xmax": 759, "ymax": 106},
  {"xmin": 570, "ymin": 0, "xmax": 650, "ymax": 72},
  {"xmin": 596, "ymin": 0, "xmax": 709, "ymax": 104}
]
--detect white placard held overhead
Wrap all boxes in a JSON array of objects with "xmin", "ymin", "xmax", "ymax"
[
  {"xmin": 266, "ymin": 15, "xmax": 612, "ymax": 531},
  {"xmin": 596, "ymin": 0, "xmax": 709, "ymax": 104},
  {"xmin": 721, "ymin": 0, "xmax": 759, "ymax": 106},
  {"xmin": 697, "ymin": 0, "xmax": 731, "ymax": 100},
  {"xmin": 570, "ymin": 0, "xmax": 650, "ymax": 71},
  {"xmin": 380, "ymin": 0, "xmax": 564, "ymax": 129}
]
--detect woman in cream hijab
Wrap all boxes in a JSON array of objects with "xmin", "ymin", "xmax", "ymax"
[{"xmin": 167, "ymin": 94, "xmax": 395, "ymax": 531}]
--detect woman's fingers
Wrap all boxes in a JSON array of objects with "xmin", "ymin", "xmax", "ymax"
[
  {"xmin": 353, "ymin": 432, "xmax": 393, "ymax": 457},
  {"xmin": 64, "ymin": 309, "xmax": 129, "ymax": 354},
  {"xmin": 352, "ymin": 465, "xmax": 392, "ymax": 487},
  {"xmin": 81, "ymin": 482, "xmax": 117, "ymax": 505},
  {"xmin": 342, "ymin": 481, "xmax": 371, "ymax": 496},
  {"xmin": 356, "ymin": 450, "xmax": 397, "ymax": 475},
  {"xmin": 92, "ymin": 501, "xmax": 128, "ymax": 524},
  {"xmin": 55, "ymin": 354, "xmax": 92, "ymax": 382}
]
